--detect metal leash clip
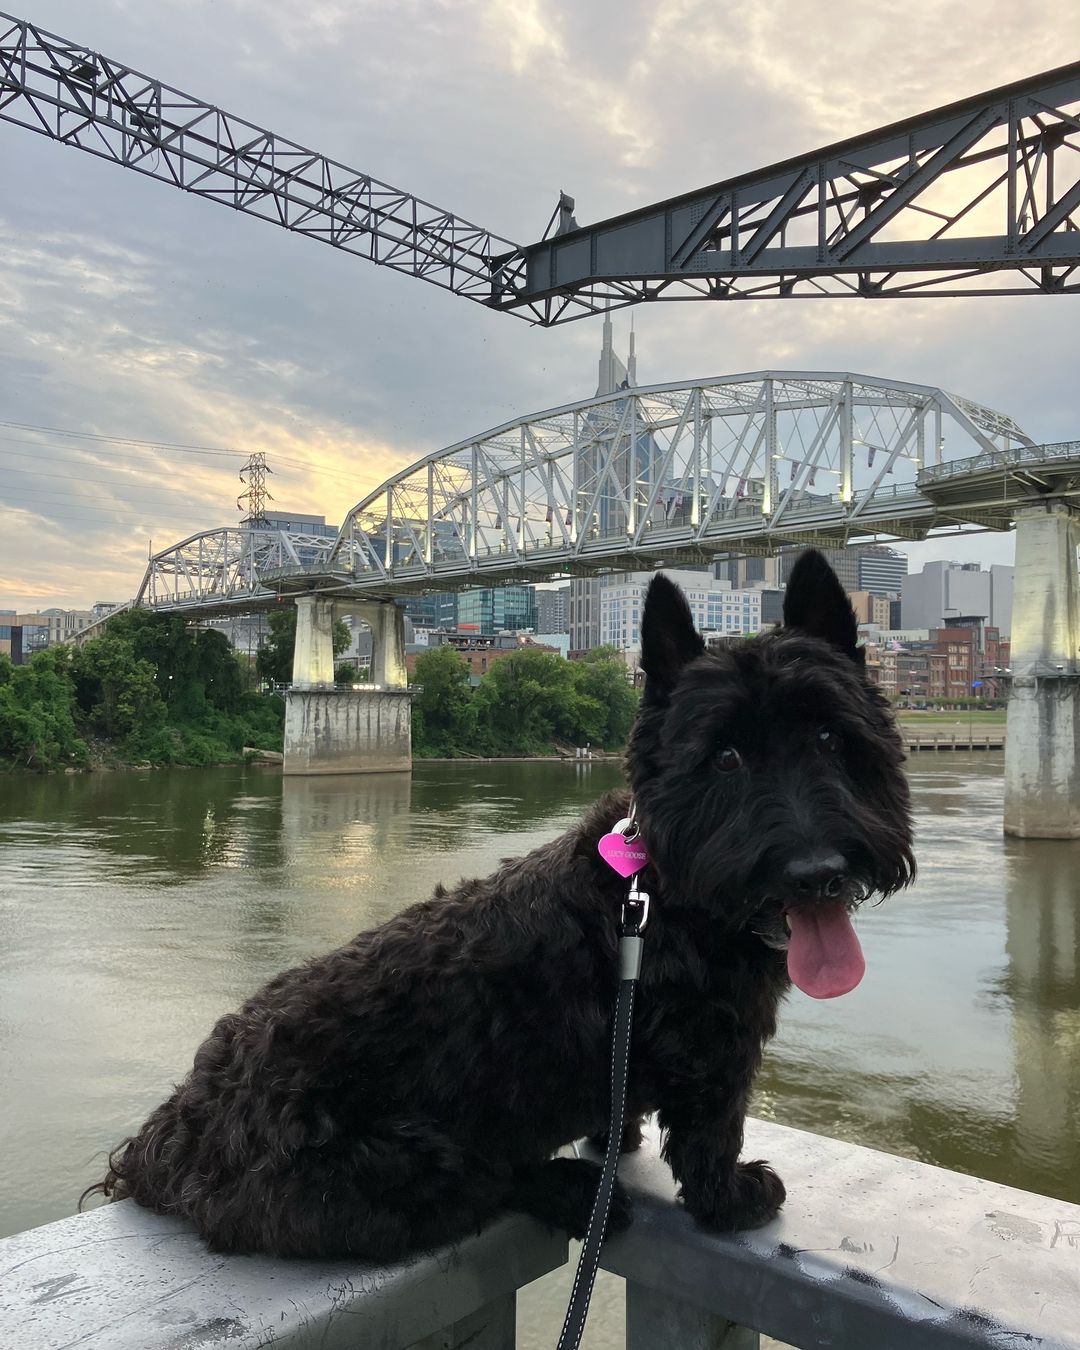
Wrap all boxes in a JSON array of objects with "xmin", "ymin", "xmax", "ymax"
[{"xmin": 619, "ymin": 878, "xmax": 649, "ymax": 980}]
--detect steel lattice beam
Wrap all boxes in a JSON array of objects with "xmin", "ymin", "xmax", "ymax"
[
  {"xmin": 515, "ymin": 63, "xmax": 1080, "ymax": 320},
  {"xmin": 136, "ymin": 525, "xmax": 336, "ymax": 615},
  {"xmin": 0, "ymin": 11, "xmax": 530, "ymax": 311},
  {"xmin": 2, "ymin": 12, "xmax": 1079, "ymax": 324},
  {"xmin": 131, "ymin": 375, "xmax": 1080, "ymax": 614}
]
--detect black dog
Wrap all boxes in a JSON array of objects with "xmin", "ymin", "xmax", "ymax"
[{"xmin": 89, "ymin": 550, "xmax": 914, "ymax": 1258}]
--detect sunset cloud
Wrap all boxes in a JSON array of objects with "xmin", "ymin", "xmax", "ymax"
[{"xmin": 1, "ymin": 0, "xmax": 1075, "ymax": 609}]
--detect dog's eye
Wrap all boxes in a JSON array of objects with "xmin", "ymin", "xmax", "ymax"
[
  {"xmin": 717, "ymin": 747, "xmax": 742, "ymax": 773},
  {"xmin": 817, "ymin": 728, "xmax": 842, "ymax": 753}
]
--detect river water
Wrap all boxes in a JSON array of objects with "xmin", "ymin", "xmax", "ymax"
[{"xmin": 1, "ymin": 757, "xmax": 1078, "ymax": 1347}]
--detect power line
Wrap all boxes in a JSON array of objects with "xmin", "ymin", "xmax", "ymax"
[
  {"xmin": 0, "ymin": 418, "xmax": 245, "ymax": 456},
  {"xmin": 0, "ymin": 493, "xmax": 229, "ymax": 526},
  {"xmin": 0, "ymin": 422, "xmax": 369, "ymax": 485},
  {"xmin": 0, "ymin": 483, "xmax": 227, "ymax": 511},
  {"xmin": 1, "ymin": 466, "xmax": 229, "ymax": 492},
  {"xmin": 0, "ymin": 442, "xmax": 330, "ymax": 488},
  {"xmin": 0, "ymin": 486, "xmax": 336, "ymax": 527}
]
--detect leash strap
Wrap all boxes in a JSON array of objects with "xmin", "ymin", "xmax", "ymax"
[{"xmin": 555, "ymin": 887, "xmax": 647, "ymax": 1350}]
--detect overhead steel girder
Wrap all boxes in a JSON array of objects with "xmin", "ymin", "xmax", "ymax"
[
  {"xmin": 510, "ymin": 62, "xmax": 1080, "ymax": 321},
  {"xmin": 0, "ymin": 11, "xmax": 522, "ymax": 308},
  {"xmin": 2, "ymin": 12, "xmax": 1078, "ymax": 324}
]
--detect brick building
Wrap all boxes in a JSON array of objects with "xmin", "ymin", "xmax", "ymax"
[
  {"xmin": 405, "ymin": 632, "xmax": 560, "ymax": 681},
  {"xmin": 864, "ymin": 620, "xmax": 1010, "ymax": 703},
  {"xmin": 849, "ymin": 591, "xmax": 892, "ymax": 627}
]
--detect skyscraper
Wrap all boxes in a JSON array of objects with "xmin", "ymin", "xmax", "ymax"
[
  {"xmin": 535, "ymin": 586, "xmax": 570, "ymax": 634},
  {"xmin": 857, "ymin": 546, "xmax": 908, "ymax": 596},
  {"xmin": 457, "ymin": 586, "xmax": 537, "ymax": 634}
]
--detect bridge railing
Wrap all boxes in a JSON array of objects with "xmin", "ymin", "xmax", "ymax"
[
  {"xmin": 920, "ymin": 439, "xmax": 1080, "ymax": 484},
  {"xmin": 2, "ymin": 1119, "xmax": 1077, "ymax": 1349}
]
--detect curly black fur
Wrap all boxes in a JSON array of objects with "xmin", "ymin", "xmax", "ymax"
[{"xmin": 85, "ymin": 551, "xmax": 914, "ymax": 1258}]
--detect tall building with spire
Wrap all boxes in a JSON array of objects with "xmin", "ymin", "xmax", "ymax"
[
  {"xmin": 596, "ymin": 312, "xmax": 635, "ymax": 395},
  {"xmin": 571, "ymin": 319, "xmax": 646, "ymax": 652}
]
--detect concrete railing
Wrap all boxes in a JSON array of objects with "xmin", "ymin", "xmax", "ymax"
[{"xmin": 2, "ymin": 1119, "xmax": 1077, "ymax": 1349}]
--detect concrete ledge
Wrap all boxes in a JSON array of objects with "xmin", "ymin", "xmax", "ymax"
[
  {"xmin": 601, "ymin": 1119, "xmax": 1080, "ymax": 1349},
  {"xmin": 0, "ymin": 1203, "xmax": 566, "ymax": 1350},
  {"xmin": 3, "ymin": 1120, "xmax": 1078, "ymax": 1348}
]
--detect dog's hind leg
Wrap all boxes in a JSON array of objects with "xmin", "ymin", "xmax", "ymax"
[
  {"xmin": 588, "ymin": 1112, "xmax": 646, "ymax": 1155},
  {"xmin": 506, "ymin": 1158, "xmax": 632, "ymax": 1239}
]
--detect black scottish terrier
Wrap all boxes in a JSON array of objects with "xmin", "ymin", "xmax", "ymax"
[{"xmin": 90, "ymin": 550, "xmax": 914, "ymax": 1258}]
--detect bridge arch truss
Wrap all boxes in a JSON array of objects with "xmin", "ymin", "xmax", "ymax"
[
  {"xmin": 329, "ymin": 372, "xmax": 1033, "ymax": 596},
  {"xmin": 136, "ymin": 524, "xmax": 336, "ymax": 615}
]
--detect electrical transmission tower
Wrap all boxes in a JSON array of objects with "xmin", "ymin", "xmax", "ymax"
[{"xmin": 237, "ymin": 452, "xmax": 273, "ymax": 526}]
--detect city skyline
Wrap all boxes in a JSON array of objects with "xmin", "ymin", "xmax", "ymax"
[{"xmin": 2, "ymin": 1, "xmax": 1075, "ymax": 611}]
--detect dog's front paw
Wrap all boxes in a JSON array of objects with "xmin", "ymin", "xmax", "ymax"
[
  {"xmin": 508, "ymin": 1158, "xmax": 634, "ymax": 1240},
  {"xmin": 680, "ymin": 1159, "xmax": 785, "ymax": 1232}
]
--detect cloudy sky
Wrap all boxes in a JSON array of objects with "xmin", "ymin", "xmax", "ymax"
[{"xmin": 1, "ymin": 0, "xmax": 1076, "ymax": 611}]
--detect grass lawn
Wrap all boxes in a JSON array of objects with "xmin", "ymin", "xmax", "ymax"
[{"xmin": 896, "ymin": 709, "xmax": 1006, "ymax": 729}]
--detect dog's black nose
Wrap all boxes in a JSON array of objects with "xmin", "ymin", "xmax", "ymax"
[{"xmin": 784, "ymin": 852, "xmax": 848, "ymax": 899}]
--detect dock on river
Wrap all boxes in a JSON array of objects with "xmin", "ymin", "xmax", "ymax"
[{"xmin": 902, "ymin": 728, "xmax": 1006, "ymax": 751}]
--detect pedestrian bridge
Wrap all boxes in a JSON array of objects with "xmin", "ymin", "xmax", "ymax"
[
  {"xmin": 133, "ymin": 371, "xmax": 1065, "ymax": 617},
  {"xmin": 119, "ymin": 368, "xmax": 1080, "ymax": 836}
]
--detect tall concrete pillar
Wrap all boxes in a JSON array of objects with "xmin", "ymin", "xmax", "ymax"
[
  {"xmin": 339, "ymin": 602, "xmax": 408, "ymax": 688},
  {"xmin": 283, "ymin": 596, "xmax": 412, "ymax": 775},
  {"xmin": 291, "ymin": 595, "xmax": 336, "ymax": 687},
  {"xmin": 368, "ymin": 603, "xmax": 407, "ymax": 688},
  {"xmin": 1004, "ymin": 503, "xmax": 1080, "ymax": 837}
]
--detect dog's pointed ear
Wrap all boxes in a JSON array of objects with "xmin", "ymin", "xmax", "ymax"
[
  {"xmin": 640, "ymin": 574, "xmax": 705, "ymax": 694},
  {"xmin": 783, "ymin": 550, "xmax": 863, "ymax": 665}
]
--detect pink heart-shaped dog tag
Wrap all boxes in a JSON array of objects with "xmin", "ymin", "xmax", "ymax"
[{"xmin": 598, "ymin": 831, "xmax": 649, "ymax": 878}]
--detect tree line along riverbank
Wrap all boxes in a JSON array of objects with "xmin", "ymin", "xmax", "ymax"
[{"xmin": 0, "ymin": 611, "xmax": 639, "ymax": 772}]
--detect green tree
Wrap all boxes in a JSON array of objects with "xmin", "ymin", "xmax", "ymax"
[
  {"xmin": 71, "ymin": 636, "xmax": 166, "ymax": 740},
  {"xmin": 0, "ymin": 611, "xmax": 286, "ymax": 773},
  {"xmin": 472, "ymin": 647, "xmax": 580, "ymax": 755},
  {"xmin": 193, "ymin": 629, "xmax": 244, "ymax": 711},
  {"xmin": 0, "ymin": 647, "xmax": 86, "ymax": 769},
  {"xmin": 255, "ymin": 607, "xmax": 350, "ymax": 684},
  {"xmin": 103, "ymin": 609, "xmax": 198, "ymax": 710},
  {"xmin": 410, "ymin": 644, "xmax": 474, "ymax": 756},
  {"xmin": 568, "ymin": 649, "xmax": 638, "ymax": 749}
]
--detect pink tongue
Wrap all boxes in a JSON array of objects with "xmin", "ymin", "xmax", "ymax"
[{"xmin": 785, "ymin": 903, "xmax": 865, "ymax": 999}]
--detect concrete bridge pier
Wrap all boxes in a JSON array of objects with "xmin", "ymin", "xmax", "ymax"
[
  {"xmin": 1004, "ymin": 503, "xmax": 1080, "ymax": 837},
  {"xmin": 352, "ymin": 600, "xmax": 408, "ymax": 687},
  {"xmin": 290, "ymin": 594, "xmax": 337, "ymax": 687},
  {"xmin": 284, "ymin": 596, "xmax": 411, "ymax": 776}
]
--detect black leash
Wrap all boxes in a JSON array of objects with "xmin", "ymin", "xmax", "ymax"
[{"xmin": 555, "ymin": 878, "xmax": 649, "ymax": 1350}]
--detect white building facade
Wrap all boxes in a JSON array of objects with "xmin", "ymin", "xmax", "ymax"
[{"xmin": 599, "ymin": 570, "xmax": 763, "ymax": 654}]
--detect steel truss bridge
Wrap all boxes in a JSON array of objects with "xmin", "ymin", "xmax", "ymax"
[
  {"xmin": 132, "ymin": 371, "xmax": 1080, "ymax": 617},
  {"xmin": 1, "ymin": 12, "xmax": 1078, "ymax": 323}
]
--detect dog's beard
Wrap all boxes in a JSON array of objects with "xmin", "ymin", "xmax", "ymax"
[{"xmin": 659, "ymin": 819, "xmax": 883, "ymax": 999}]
